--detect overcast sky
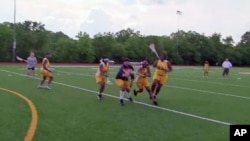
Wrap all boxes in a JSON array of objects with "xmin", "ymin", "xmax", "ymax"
[{"xmin": 0, "ymin": 0, "xmax": 249, "ymax": 43}]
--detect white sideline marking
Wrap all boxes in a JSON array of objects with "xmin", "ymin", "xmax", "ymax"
[
  {"xmin": 170, "ymin": 77, "xmax": 250, "ymax": 88},
  {"xmin": 166, "ymin": 85, "xmax": 250, "ymax": 100},
  {"xmin": 57, "ymin": 71, "xmax": 250, "ymax": 100},
  {"xmin": 0, "ymin": 69, "xmax": 231, "ymax": 126}
]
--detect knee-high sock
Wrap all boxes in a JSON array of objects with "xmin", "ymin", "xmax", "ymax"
[
  {"xmin": 126, "ymin": 91, "xmax": 131, "ymax": 98},
  {"xmin": 120, "ymin": 90, "xmax": 125, "ymax": 99}
]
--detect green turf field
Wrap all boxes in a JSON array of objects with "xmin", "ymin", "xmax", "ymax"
[{"xmin": 0, "ymin": 65, "xmax": 250, "ymax": 141}]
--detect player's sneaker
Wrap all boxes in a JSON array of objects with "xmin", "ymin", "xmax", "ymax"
[
  {"xmin": 106, "ymin": 80, "xmax": 112, "ymax": 85},
  {"xmin": 45, "ymin": 86, "xmax": 51, "ymax": 90},
  {"xmin": 133, "ymin": 89, "xmax": 137, "ymax": 96},
  {"xmin": 37, "ymin": 85, "xmax": 43, "ymax": 89},
  {"xmin": 149, "ymin": 95, "xmax": 156, "ymax": 99},
  {"xmin": 128, "ymin": 97, "xmax": 133, "ymax": 102},
  {"xmin": 97, "ymin": 94, "xmax": 102, "ymax": 100},
  {"xmin": 153, "ymin": 101, "xmax": 158, "ymax": 106},
  {"xmin": 120, "ymin": 99, "xmax": 124, "ymax": 106}
]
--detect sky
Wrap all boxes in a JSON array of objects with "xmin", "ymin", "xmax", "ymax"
[{"xmin": 0, "ymin": 0, "xmax": 250, "ymax": 43}]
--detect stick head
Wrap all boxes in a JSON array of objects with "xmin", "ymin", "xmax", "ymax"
[
  {"xmin": 149, "ymin": 43, "xmax": 156, "ymax": 53},
  {"xmin": 149, "ymin": 43, "xmax": 159, "ymax": 58},
  {"xmin": 16, "ymin": 56, "xmax": 24, "ymax": 61}
]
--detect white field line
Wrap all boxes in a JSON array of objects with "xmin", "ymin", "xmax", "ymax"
[
  {"xmin": 169, "ymin": 77, "xmax": 250, "ymax": 88},
  {"xmin": 166, "ymin": 85, "xmax": 250, "ymax": 100},
  {"xmin": 58, "ymin": 69, "xmax": 250, "ymax": 88},
  {"xmin": 57, "ymin": 71, "xmax": 250, "ymax": 100},
  {"xmin": 0, "ymin": 69, "xmax": 230, "ymax": 126}
]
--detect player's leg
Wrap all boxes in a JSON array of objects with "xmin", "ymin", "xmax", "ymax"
[
  {"xmin": 151, "ymin": 74, "xmax": 161, "ymax": 98},
  {"xmin": 125, "ymin": 81, "xmax": 133, "ymax": 102},
  {"xmin": 31, "ymin": 67, "xmax": 35, "ymax": 78},
  {"xmin": 115, "ymin": 79, "xmax": 126, "ymax": 105},
  {"xmin": 151, "ymin": 80, "xmax": 157, "ymax": 97},
  {"xmin": 225, "ymin": 69, "xmax": 229, "ymax": 79},
  {"xmin": 133, "ymin": 82, "xmax": 143, "ymax": 96},
  {"xmin": 38, "ymin": 76, "xmax": 46, "ymax": 88},
  {"xmin": 45, "ymin": 72, "xmax": 53, "ymax": 89},
  {"xmin": 27, "ymin": 68, "xmax": 31, "ymax": 78},
  {"xmin": 97, "ymin": 82, "xmax": 105, "ymax": 100},
  {"xmin": 204, "ymin": 71, "xmax": 207, "ymax": 77},
  {"xmin": 154, "ymin": 76, "xmax": 166, "ymax": 97},
  {"xmin": 204, "ymin": 71, "xmax": 208, "ymax": 78},
  {"xmin": 96, "ymin": 76, "xmax": 105, "ymax": 100},
  {"xmin": 145, "ymin": 85, "xmax": 158, "ymax": 105},
  {"xmin": 222, "ymin": 69, "xmax": 226, "ymax": 79},
  {"xmin": 155, "ymin": 83, "xmax": 162, "ymax": 96},
  {"xmin": 144, "ymin": 80, "xmax": 152, "ymax": 98}
]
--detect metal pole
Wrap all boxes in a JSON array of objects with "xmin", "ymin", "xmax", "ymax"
[
  {"xmin": 12, "ymin": 0, "xmax": 16, "ymax": 62},
  {"xmin": 176, "ymin": 10, "xmax": 182, "ymax": 55}
]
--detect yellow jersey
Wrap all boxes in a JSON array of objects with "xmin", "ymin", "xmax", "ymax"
[
  {"xmin": 204, "ymin": 63, "xmax": 209, "ymax": 71},
  {"xmin": 137, "ymin": 66, "xmax": 150, "ymax": 80},
  {"xmin": 40, "ymin": 58, "xmax": 50, "ymax": 71},
  {"xmin": 154, "ymin": 60, "xmax": 168, "ymax": 76},
  {"xmin": 96, "ymin": 62, "xmax": 109, "ymax": 76}
]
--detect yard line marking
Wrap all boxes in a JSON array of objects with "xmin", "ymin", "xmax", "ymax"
[
  {"xmin": 58, "ymin": 70, "xmax": 250, "ymax": 88},
  {"xmin": 0, "ymin": 88, "xmax": 38, "ymax": 141},
  {"xmin": 0, "ymin": 69, "xmax": 231, "ymax": 126},
  {"xmin": 166, "ymin": 85, "xmax": 250, "ymax": 100},
  {"xmin": 169, "ymin": 77, "xmax": 250, "ymax": 88},
  {"xmin": 57, "ymin": 71, "xmax": 250, "ymax": 100}
]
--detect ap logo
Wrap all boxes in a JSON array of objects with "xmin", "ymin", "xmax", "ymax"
[{"xmin": 230, "ymin": 125, "xmax": 250, "ymax": 141}]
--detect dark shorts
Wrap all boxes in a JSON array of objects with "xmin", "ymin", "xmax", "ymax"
[
  {"xmin": 27, "ymin": 67, "xmax": 35, "ymax": 70},
  {"xmin": 223, "ymin": 68, "xmax": 229, "ymax": 76}
]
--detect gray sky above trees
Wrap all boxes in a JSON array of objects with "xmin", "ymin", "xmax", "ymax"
[{"xmin": 1, "ymin": 0, "xmax": 249, "ymax": 43}]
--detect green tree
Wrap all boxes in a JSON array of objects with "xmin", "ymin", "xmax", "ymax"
[
  {"xmin": 76, "ymin": 32, "xmax": 95, "ymax": 63},
  {"xmin": 0, "ymin": 24, "xmax": 13, "ymax": 61}
]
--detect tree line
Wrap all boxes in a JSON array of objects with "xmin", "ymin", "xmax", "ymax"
[{"xmin": 0, "ymin": 21, "xmax": 250, "ymax": 66}]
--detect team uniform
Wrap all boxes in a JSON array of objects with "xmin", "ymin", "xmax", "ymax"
[
  {"xmin": 203, "ymin": 63, "xmax": 209, "ymax": 73},
  {"xmin": 95, "ymin": 62, "xmax": 109, "ymax": 84},
  {"xmin": 115, "ymin": 65, "xmax": 134, "ymax": 90},
  {"xmin": 203, "ymin": 62, "xmax": 209, "ymax": 78},
  {"xmin": 26, "ymin": 56, "xmax": 37, "ymax": 70},
  {"xmin": 135, "ymin": 65, "xmax": 150, "ymax": 89},
  {"xmin": 40, "ymin": 57, "xmax": 53, "ymax": 78},
  {"xmin": 115, "ymin": 64, "xmax": 134, "ymax": 105},
  {"xmin": 153, "ymin": 60, "xmax": 169, "ymax": 85}
]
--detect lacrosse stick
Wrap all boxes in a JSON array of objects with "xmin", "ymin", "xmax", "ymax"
[{"xmin": 16, "ymin": 56, "xmax": 26, "ymax": 62}]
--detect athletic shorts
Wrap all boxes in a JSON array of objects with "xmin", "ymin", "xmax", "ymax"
[
  {"xmin": 204, "ymin": 69, "xmax": 208, "ymax": 73},
  {"xmin": 27, "ymin": 67, "xmax": 35, "ymax": 70},
  {"xmin": 95, "ymin": 75, "xmax": 106, "ymax": 84},
  {"xmin": 153, "ymin": 74, "xmax": 167, "ymax": 85},
  {"xmin": 136, "ymin": 79, "xmax": 150, "ymax": 89},
  {"xmin": 40, "ymin": 70, "xmax": 53, "ymax": 78},
  {"xmin": 223, "ymin": 68, "xmax": 229, "ymax": 76},
  {"xmin": 115, "ymin": 79, "xmax": 130, "ymax": 90}
]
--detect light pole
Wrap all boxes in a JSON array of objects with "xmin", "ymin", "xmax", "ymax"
[
  {"xmin": 176, "ymin": 10, "xmax": 182, "ymax": 55},
  {"xmin": 12, "ymin": 0, "xmax": 16, "ymax": 62}
]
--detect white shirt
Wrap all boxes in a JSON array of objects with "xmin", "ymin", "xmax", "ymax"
[{"xmin": 222, "ymin": 61, "xmax": 232, "ymax": 69}]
